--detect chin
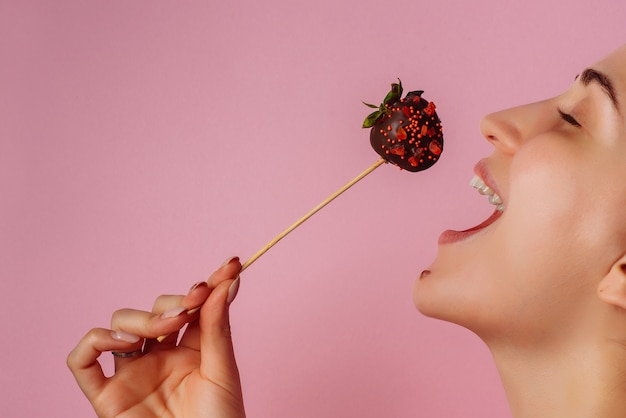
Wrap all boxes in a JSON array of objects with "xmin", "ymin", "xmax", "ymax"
[
  {"xmin": 411, "ymin": 254, "xmax": 458, "ymax": 316},
  {"xmin": 411, "ymin": 269, "xmax": 449, "ymax": 320},
  {"xmin": 411, "ymin": 266, "xmax": 488, "ymax": 337}
]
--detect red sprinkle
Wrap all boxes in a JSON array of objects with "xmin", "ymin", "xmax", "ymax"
[
  {"xmin": 389, "ymin": 146, "xmax": 405, "ymax": 156},
  {"xmin": 429, "ymin": 140, "xmax": 442, "ymax": 155},
  {"xmin": 396, "ymin": 126, "xmax": 407, "ymax": 140},
  {"xmin": 424, "ymin": 102, "xmax": 436, "ymax": 116}
]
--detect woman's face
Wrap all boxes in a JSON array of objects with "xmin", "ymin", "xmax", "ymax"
[{"xmin": 413, "ymin": 45, "xmax": 626, "ymax": 343}]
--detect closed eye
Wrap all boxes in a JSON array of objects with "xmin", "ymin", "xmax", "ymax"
[{"xmin": 558, "ymin": 109, "xmax": 581, "ymax": 127}]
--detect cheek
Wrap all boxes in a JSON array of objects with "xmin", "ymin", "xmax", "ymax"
[
  {"xmin": 498, "ymin": 144, "xmax": 617, "ymax": 307},
  {"xmin": 504, "ymin": 147, "xmax": 588, "ymax": 280},
  {"xmin": 507, "ymin": 137, "xmax": 604, "ymax": 256},
  {"xmin": 414, "ymin": 139, "xmax": 626, "ymax": 335},
  {"xmin": 511, "ymin": 141, "xmax": 582, "ymax": 218},
  {"xmin": 510, "ymin": 136, "xmax": 623, "ymax": 250}
]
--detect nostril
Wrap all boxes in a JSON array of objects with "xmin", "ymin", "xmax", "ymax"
[
  {"xmin": 484, "ymin": 134, "xmax": 502, "ymax": 148},
  {"xmin": 481, "ymin": 120, "xmax": 520, "ymax": 155}
]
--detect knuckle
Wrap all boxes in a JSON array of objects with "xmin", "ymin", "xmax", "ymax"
[
  {"xmin": 66, "ymin": 328, "xmax": 102, "ymax": 370},
  {"xmin": 110, "ymin": 308, "xmax": 131, "ymax": 327},
  {"xmin": 84, "ymin": 327, "xmax": 103, "ymax": 344},
  {"xmin": 152, "ymin": 294, "xmax": 183, "ymax": 313},
  {"xmin": 66, "ymin": 350, "xmax": 77, "ymax": 369}
]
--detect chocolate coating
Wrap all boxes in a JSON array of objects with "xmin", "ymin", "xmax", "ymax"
[{"xmin": 369, "ymin": 91, "xmax": 443, "ymax": 172}]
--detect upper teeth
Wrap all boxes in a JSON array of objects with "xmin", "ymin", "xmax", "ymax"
[{"xmin": 470, "ymin": 175, "xmax": 504, "ymax": 211}]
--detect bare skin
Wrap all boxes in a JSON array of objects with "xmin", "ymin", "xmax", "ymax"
[
  {"xmin": 414, "ymin": 44, "xmax": 626, "ymax": 418},
  {"xmin": 70, "ymin": 45, "xmax": 626, "ymax": 418},
  {"xmin": 67, "ymin": 257, "xmax": 245, "ymax": 418}
]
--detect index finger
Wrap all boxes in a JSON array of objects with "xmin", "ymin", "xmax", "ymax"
[{"xmin": 206, "ymin": 257, "xmax": 241, "ymax": 289}]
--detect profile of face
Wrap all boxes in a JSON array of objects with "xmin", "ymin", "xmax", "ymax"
[{"xmin": 414, "ymin": 45, "xmax": 626, "ymax": 346}]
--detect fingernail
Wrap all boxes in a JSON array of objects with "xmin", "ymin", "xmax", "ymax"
[
  {"xmin": 111, "ymin": 330, "xmax": 140, "ymax": 343},
  {"xmin": 189, "ymin": 281, "xmax": 208, "ymax": 293},
  {"xmin": 227, "ymin": 276, "xmax": 240, "ymax": 304},
  {"xmin": 161, "ymin": 306, "xmax": 187, "ymax": 319},
  {"xmin": 221, "ymin": 256, "xmax": 240, "ymax": 267},
  {"xmin": 187, "ymin": 305, "xmax": 201, "ymax": 315}
]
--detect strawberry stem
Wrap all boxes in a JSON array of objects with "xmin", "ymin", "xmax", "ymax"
[{"xmin": 362, "ymin": 78, "xmax": 403, "ymax": 128}]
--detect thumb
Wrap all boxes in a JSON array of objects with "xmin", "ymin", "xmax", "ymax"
[{"xmin": 199, "ymin": 276, "xmax": 242, "ymax": 393}]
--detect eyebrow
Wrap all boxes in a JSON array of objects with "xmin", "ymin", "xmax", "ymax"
[{"xmin": 576, "ymin": 68, "xmax": 620, "ymax": 113}]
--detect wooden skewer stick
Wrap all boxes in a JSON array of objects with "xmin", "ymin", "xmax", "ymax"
[
  {"xmin": 240, "ymin": 158, "xmax": 386, "ymax": 272},
  {"xmin": 155, "ymin": 158, "xmax": 385, "ymax": 343}
]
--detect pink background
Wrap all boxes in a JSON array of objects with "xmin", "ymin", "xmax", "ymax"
[{"xmin": 1, "ymin": 1, "xmax": 624, "ymax": 417}]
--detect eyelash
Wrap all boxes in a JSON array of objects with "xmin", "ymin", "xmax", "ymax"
[{"xmin": 558, "ymin": 109, "xmax": 581, "ymax": 127}]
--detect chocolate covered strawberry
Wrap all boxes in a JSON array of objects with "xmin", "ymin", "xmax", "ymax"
[
  {"xmin": 221, "ymin": 81, "xmax": 444, "ymax": 276},
  {"xmin": 363, "ymin": 80, "xmax": 443, "ymax": 172}
]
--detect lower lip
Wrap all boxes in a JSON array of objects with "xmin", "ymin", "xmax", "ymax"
[{"xmin": 438, "ymin": 209, "xmax": 503, "ymax": 245}]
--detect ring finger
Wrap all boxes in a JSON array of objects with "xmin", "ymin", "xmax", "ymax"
[
  {"xmin": 109, "ymin": 306, "xmax": 188, "ymax": 357},
  {"xmin": 110, "ymin": 329, "xmax": 145, "ymax": 371}
]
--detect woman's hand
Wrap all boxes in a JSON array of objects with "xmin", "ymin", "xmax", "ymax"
[{"xmin": 67, "ymin": 257, "xmax": 245, "ymax": 418}]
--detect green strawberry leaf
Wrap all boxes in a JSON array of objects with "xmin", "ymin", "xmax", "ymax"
[
  {"xmin": 362, "ymin": 101, "xmax": 381, "ymax": 109},
  {"xmin": 362, "ymin": 110, "xmax": 384, "ymax": 128},
  {"xmin": 383, "ymin": 79, "xmax": 403, "ymax": 105},
  {"xmin": 362, "ymin": 79, "xmax": 405, "ymax": 128}
]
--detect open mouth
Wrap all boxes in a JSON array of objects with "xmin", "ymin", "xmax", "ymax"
[
  {"xmin": 438, "ymin": 173, "xmax": 504, "ymax": 245},
  {"xmin": 469, "ymin": 175, "xmax": 504, "ymax": 212}
]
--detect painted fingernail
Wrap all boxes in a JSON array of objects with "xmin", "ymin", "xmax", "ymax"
[
  {"xmin": 227, "ymin": 276, "xmax": 240, "ymax": 304},
  {"xmin": 187, "ymin": 306, "xmax": 201, "ymax": 315},
  {"xmin": 111, "ymin": 330, "xmax": 140, "ymax": 343},
  {"xmin": 160, "ymin": 306, "xmax": 187, "ymax": 319},
  {"xmin": 189, "ymin": 281, "xmax": 208, "ymax": 293},
  {"xmin": 221, "ymin": 256, "xmax": 240, "ymax": 267}
]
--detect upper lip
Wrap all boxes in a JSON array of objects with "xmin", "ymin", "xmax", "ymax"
[
  {"xmin": 473, "ymin": 159, "xmax": 503, "ymax": 201},
  {"xmin": 474, "ymin": 159, "xmax": 502, "ymax": 197}
]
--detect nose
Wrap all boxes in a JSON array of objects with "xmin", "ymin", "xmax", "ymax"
[{"xmin": 479, "ymin": 100, "xmax": 550, "ymax": 155}]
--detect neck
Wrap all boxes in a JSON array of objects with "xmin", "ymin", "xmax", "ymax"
[{"xmin": 488, "ymin": 333, "xmax": 626, "ymax": 418}]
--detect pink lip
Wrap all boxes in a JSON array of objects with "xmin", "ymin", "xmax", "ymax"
[
  {"xmin": 473, "ymin": 159, "xmax": 502, "ymax": 198},
  {"xmin": 438, "ymin": 209, "xmax": 502, "ymax": 244},
  {"xmin": 437, "ymin": 159, "xmax": 503, "ymax": 245}
]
